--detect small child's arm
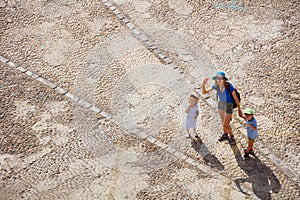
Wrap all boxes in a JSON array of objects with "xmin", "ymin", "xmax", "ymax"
[
  {"xmin": 185, "ymin": 105, "xmax": 190, "ymax": 113},
  {"xmin": 194, "ymin": 110, "xmax": 199, "ymax": 119},
  {"xmin": 245, "ymin": 120, "xmax": 257, "ymax": 130}
]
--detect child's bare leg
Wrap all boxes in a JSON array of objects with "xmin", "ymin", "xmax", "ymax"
[
  {"xmin": 246, "ymin": 138, "xmax": 255, "ymax": 152},
  {"xmin": 193, "ymin": 128, "xmax": 199, "ymax": 137},
  {"xmin": 186, "ymin": 129, "xmax": 191, "ymax": 138}
]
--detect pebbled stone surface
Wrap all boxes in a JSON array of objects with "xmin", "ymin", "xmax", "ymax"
[{"xmin": 0, "ymin": 0, "xmax": 299, "ymax": 199}]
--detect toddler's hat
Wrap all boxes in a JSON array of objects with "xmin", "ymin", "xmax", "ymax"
[{"xmin": 244, "ymin": 108, "xmax": 254, "ymax": 115}]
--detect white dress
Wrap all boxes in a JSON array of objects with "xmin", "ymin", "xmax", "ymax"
[{"xmin": 185, "ymin": 104, "xmax": 199, "ymax": 129}]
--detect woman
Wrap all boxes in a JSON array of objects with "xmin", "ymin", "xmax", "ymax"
[{"xmin": 202, "ymin": 71, "xmax": 243, "ymax": 144}]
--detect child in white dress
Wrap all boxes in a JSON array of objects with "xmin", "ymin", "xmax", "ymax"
[{"xmin": 185, "ymin": 94, "xmax": 200, "ymax": 138}]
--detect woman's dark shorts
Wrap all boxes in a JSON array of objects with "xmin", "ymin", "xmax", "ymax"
[{"xmin": 218, "ymin": 101, "xmax": 233, "ymax": 114}]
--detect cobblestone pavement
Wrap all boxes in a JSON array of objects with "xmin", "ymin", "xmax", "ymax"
[{"xmin": 0, "ymin": 0, "xmax": 299, "ymax": 199}]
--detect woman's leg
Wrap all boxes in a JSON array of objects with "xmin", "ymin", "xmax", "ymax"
[
  {"xmin": 223, "ymin": 113, "xmax": 233, "ymax": 138},
  {"xmin": 218, "ymin": 109, "xmax": 226, "ymax": 134}
]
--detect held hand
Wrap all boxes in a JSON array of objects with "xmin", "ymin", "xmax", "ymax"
[
  {"xmin": 194, "ymin": 116, "xmax": 197, "ymax": 119},
  {"xmin": 238, "ymin": 109, "xmax": 243, "ymax": 118}
]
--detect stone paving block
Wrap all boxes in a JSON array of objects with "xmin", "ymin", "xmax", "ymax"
[
  {"xmin": 16, "ymin": 66, "xmax": 27, "ymax": 73},
  {"xmin": 126, "ymin": 22, "xmax": 135, "ymax": 30},
  {"xmin": 117, "ymin": 13, "xmax": 126, "ymax": 20},
  {"xmin": 260, "ymin": 146, "xmax": 271, "ymax": 155},
  {"xmin": 31, "ymin": 73, "xmax": 40, "ymax": 79},
  {"xmin": 78, "ymin": 99, "xmax": 92, "ymax": 108},
  {"xmin": 164, "ymin": 57, "xmax": 173, "ymax": 64},
  {"xmin": 278, "ymin": 166, "xmax": 296, "ymax": 178},
  {"xmin": 54, "ymin": 86, "xmax": 68, "ymax": 95},
  {"xmin": 113, "ymin": 9, "xmax": 121, "ymax": 15},
  {"xmin": 177, "ymin": 68, "xmax": 184, "ymax": 74},
  {"xmin": 173, "ymin": 151, "xmax": 188, "ymax": 160},
  {"xmin": 125, "ymin": 127, "xmax": 140, "ymax": 134},
  {"xmin": 146, "ymin": 135, "xmax": 157, "ymax": 144},
  {"xmin": 100, "ymin": 111, "xmax": 111, "ymax": 119},
  {"xmin": 37, "ymin": 77, "xmax": 57, "ymax": 89},
  {"xmin": 135, "ymin": 131, "xmax": 148, "ymax": 139},
  {"xmin": 0, "ymin": 55, "xmax": 9, "ymax": 63},
  {"xmin": 132, "ymin": 28, "xmax": 141, "ymax": 35},
  {"xmin": 90, "ymin": 105, "xmax": 101, "ymax": 113},
  {"xmin": 122, "ymin": 18, "xmax": 130, "ymax": 24},
  {"xmin": 148, "ymin": 45, "xmax": 158, "ymax": 51},
  {"xmin": 153, "ymin": 49, "xmax": 162, "ymax": 55},
  {"xmin": 109, "ymin": 6, "xmax": 116, "ymax": 11},
  {"xmin": 25, "ymin": 70, "xmax": 33, "ymax": 77},
  {"xmin": 185, "ymin": 157, "xmax": 198, "ymax": 166},
  {"xmin": 157, "ymin": 53, "xmax": 167, "ymax": 60},
  {"xmin": 104, "ymin": 2, "xmax": 112, "ymax": 7},
  {"xmin": 139, "ymin": 34, "xmax": 149, "ymax": 42},
  {"xmin": 65, "ymin": 92, "xmax": 80, "ymax": 102},
  {"xmin": 144, "ymin": 41, "xmax": 154, "ymax": 48},
  {"xmin": 154, "ymin": 140, "xmax": 168, "ymax": 149},
  {"xmin": 7, "ymin": 61, "xmax": 18, "ymax": 68},
  {"xmin": 166, "ymin": 146, "xmax": 177, "ymax": 154}
]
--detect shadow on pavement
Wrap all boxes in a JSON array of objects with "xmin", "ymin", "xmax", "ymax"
[
  {"xmin": 230, "ymin": 145, "xmax": 281, "ymax": 200},
  {"xmin": 191, "ymin": 137, "xmax": 224, "ymax": 171}
]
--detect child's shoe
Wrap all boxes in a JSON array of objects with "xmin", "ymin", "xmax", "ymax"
[
  {"xmin": 229, "ymin": 136, "xmax": 236, "ymax": 145},
  {"xmin": 244, "ymin": 151, "xmax": 250, "ymax": 159},
  {"xmin": 186, "ymin": 133, "xmax": 191, "ymax": 138},
  {"xmin": 249, "ymin": 149, "xmax": 255, "ymax": 156},
  {"xmin": 218, "ymin": 134, "xmax": 229, "ymax": 141}
]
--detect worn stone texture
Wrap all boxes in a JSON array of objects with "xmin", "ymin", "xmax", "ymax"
[{"xmin": 0, "ymin": 0, "xmax": 299, "ymax": 199}]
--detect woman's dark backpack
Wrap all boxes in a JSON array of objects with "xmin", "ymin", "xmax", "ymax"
[{"xmin": 227, "ymin": 82, "xmax": 241, "ymax": 109}]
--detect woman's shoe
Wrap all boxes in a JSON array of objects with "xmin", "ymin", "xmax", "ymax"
[
  {"xmin": 229, "ymin": 137, "xmax": 236, "ymax": 145},
  {"xmin": 218, "ymin": 134, "xmax": 229, "ymax": 142}
]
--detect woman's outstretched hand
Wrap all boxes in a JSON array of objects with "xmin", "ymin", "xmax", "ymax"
[{"xmin": 203, "ymin": 78, "xmax": 209, "ymax": 85}]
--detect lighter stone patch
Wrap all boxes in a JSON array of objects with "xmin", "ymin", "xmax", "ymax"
[
  {"xmin": 39, "ymin": 136, "xmax": 51, "ymax": 145},
  {"xmin": 87, "ymin": 18, "xmax": 105, "ymax": 36},
  {"xmin": 111, "ymin": 0, "xmax": 129, "ymax": 4},
  {"xmin": 0, "ymin": 0, "xmax": 6, "ymax": 8},
  {"xmin": 77, "ymin": 160, "xmax": 149, "ymax": 200},
  {"xmin": 107, "ymin": 33, "xmax": 143, "ymax": 59},
  {"xmin": 175, "ymin": 168, "xmax": 247, "ymax": 199},
  {"xmin": 53, "ymin": 134, "xmax": 69, "ymax": 146},
  {"xmin": 0, "ymin": 154, "xmax": 20, "ymax": 170},
  {"xmin": 204, "ymin": 15, "xmax": 283, "ymax": 55},
  {"xmin": 97, "ymin": 148, "xmax": 144, "ymax": 173},
  {"xmin": 111, "ymin": 63, "xmax": 189, "ymax": 134},
  {"xmin": 168, "ymin": 0, "xmax": 193, "ymax": 15},
  {"xmin": 248, "ymin": 96, "xmax": 265, "ymax": 106},
  {"xmin": 43, "ymin": 38, "xmax": 81, "ymax": 67},
  {"xmin": 248, "ymin": 20, "xmax": 283, "ymax": 41},
  {"xmin": 255, "ymin": 115, "xmax": 275, "ymax": 131},
  {"xmin": 14, "ymin": 100, "xmax": 36, "ymax": 117},
  {"xmin": 132, "ymin": 0, "xmax": 152, "ymax": 18},
  {"xmin": 32, "ymin": 112, "xmax": 52, "ymax": 131},
  {"xmin": 32, "ymin": 107, "xmax": 75, "ymax": 142},
  {"xmin": 132, "ymin": 0, "xmax": 151, "ymax": 13}
]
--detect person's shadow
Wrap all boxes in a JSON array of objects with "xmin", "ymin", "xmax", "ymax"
[
  {"xmin": 230, "ymin": 145, "xmax": 281, "ymax": 199},
  {"xmin": 191, "ymin": 137, "xmax": 224, "ymax": 171}
]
